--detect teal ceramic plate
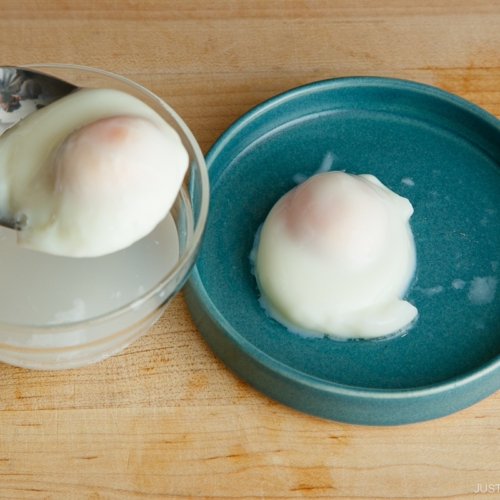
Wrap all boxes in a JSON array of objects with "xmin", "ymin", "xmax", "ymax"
[{"xmin": 184, "ymin": 77, "xmax": 500, "ymax": 425}]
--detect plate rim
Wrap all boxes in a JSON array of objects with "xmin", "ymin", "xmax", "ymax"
[{"xmin": 187, "ymin": 76, "xmax": 500, "ymax": 423}]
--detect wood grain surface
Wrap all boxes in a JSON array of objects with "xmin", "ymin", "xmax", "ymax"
[{"xmin": 1, "ymin": 1, "xmax": 500, "ymax": 498}]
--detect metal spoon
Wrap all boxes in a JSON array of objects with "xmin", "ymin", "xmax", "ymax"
[{"xmin": 0, "ymin": 66, "xmax": 77, "ymax": 229}]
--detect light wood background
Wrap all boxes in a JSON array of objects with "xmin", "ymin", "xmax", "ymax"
[{"xmin": 1, "ymin": 1, "xmax": 500, "ymax": 498}]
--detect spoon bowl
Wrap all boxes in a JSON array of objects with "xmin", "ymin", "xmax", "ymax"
[
  {"xmin": 0, "ymin": 66, "xmax": 77, "ymax": 229},
  {"xmin": 0, "ymin": 66, "xmax": 76, "ymax": 133}
]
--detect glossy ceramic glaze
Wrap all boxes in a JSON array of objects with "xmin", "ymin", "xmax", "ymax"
[{"xmin": 184, "ymin": 77, "xmax": 500, "ymax": 425}]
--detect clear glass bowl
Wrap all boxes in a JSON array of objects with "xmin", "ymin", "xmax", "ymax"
[{"xmin": 0, "ymin": 64, "xmax": 209, "ymax": 369}]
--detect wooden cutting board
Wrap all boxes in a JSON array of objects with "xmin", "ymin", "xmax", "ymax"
[{"xmin": 1, "ymin": 1, "xmax": 500, "ymax": 498}]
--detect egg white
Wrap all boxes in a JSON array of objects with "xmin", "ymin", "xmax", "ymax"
[
  {"xmin": 0, "ymin": 88, "xmax": 188, "ymax": 257},
  {"xmin": 254, "ymin": 171, "xmax": 417, "ymax": 339}
]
